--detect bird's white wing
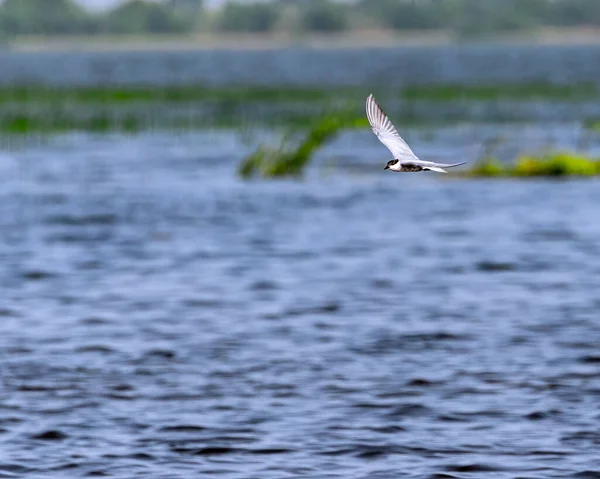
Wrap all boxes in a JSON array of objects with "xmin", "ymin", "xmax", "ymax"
[{"xmin": 366, "ymin": 94, "xmax": 418, "ymax": 162}]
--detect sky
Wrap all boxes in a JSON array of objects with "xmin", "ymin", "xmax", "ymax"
[
  {"xmin": 77, "ymin": 0, "xmax": 240, "ymax": 10},
  {"xmin": 78, "ymin": 0, "xmax": 125, "ymax": 10}
]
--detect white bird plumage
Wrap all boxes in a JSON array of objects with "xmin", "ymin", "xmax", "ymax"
[{"xmin": 366, "ymin": 94, "xmax": 466, "ymax": 173}]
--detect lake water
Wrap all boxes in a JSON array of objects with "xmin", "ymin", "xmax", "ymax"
[
  {"xmin": 2, "ymin": 44, "xmax": 600, "ymax": 86},
  {"xmin": 0, "ymin": 125, "xmax": 599, "ymax": 478}
]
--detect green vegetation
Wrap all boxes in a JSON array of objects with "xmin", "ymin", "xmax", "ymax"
[
  {"xmin": 584, "ymin": 119, "xmax": 600, "ymax": 132},
  {"xmin": 299, "ymin": 0, "xmax": 348, "ymax": 33},
  {"xmin": 239, "ymin": 114, "xmax": 350, "ymax": 178},
  {"xmin": 216, "ymin": 2, "xmax": 279, "ymax": 33},
  {"xmin": 402, "ymin": 83, "xmax": 599, "ymax": 102},
  {"xmin": 1, "ymin": 82, "xmax": 597, "ymax": 107},
  {"xmin": 465, "ymin": 152, "xmax": 600, "ymax": 177},
  {"xmin": 362, "ymin": 0, "xmax": 442, "ymax": 31},
  {"xmin": 104, "ymin": 0, "xmax": 196, "ymax": 35},
  {"xmin": 0, "ymin": 0, "xmax": 94, "ymax": 36},
  {"xmin": 0, "ymin": 84, "xmax": 351, "ymax": 133},
  {"xmin": 0, "ymin": 82, "xmax": 599, "ymax": 134},
  {"xmin": 2, "ymin": 0, "xmax": 600, "ymax": 39},
  {"xmin": 0, "ymin": 84, "xmax": 333, "ymax": 105},
  {"xmin": 0, "ymin": 0, "xmax": 199, "ymax": 37},
  {"xmin": 0, "ymin": 112, "xmax": 144, "ymax": 134}
]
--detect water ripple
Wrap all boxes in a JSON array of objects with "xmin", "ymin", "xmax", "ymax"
[{"xmin": 0, "ymin": 131, "xmax": 599, "ymax": 478}]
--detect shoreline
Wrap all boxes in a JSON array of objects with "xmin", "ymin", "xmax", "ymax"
[{"xmin": 8, "ymin": 28, "xmax": 600, "ymax": 53}]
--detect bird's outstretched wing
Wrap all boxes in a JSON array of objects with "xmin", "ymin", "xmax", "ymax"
[{"xmin": 366, "ymin": 94, "xmax": 418, "ymax": 162}]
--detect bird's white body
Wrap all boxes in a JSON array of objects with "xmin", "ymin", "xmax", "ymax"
[{"xmin": 365, "ymin": 94, "xmax": 466, "ymax": 173}]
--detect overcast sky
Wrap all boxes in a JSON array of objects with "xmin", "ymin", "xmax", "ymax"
[
  {"xmin": 77, "ymin": 0, "xmax": 236, "ymax": 10},
  {"xmin": 78, "ymin": 0, "xmax": 125, "ymax": 10}
]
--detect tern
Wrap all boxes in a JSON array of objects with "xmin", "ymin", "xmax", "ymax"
[{"xmin": 366, "ymin": 94, "xmax": 466, "ymax": 173}]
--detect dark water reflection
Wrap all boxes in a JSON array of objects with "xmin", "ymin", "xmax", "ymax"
[{"xmin": 0, "ymin": 129, "xmax": 599, "ymax": 478}]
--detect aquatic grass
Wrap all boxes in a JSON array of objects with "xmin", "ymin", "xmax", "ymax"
[
  {"xmin": 0, "ymin": 84, "xmax": 343, "ymax": 105},
  {"xmin": 583, "ymin": 118, "xmax": 600, "ymax": 132},
  {"xmin": 514, "ymin": 152, "xmax": 600, "ymax": 176},
  {"xmin": 2, "ymin": 82, "xmax": 598, "ymax": 107},
  {"xmin": 463, "ymin": 152, "xmax": 600, "ymax": 178},
  {"xmin": 0, "ymin": 111, "xmax": 145, "ymax": 134},
  {"xmin": 0, "ymin": 84, "xmax": 368, "ymax": 133},
  {"xmin": 467, "ymin": 157, "xmax": 506, "ymax": 177},
  {"xmin": 1, "ymin": 82, "xmax": 600, "ymax": 134},
  {"xmin": 238, "ymin": 114, "xmax": 351, "ymax": 178}
]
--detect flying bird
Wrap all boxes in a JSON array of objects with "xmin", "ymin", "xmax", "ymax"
[{"xmin": 366, "ymin": 94, "xmax": 466, "ymax": 173}]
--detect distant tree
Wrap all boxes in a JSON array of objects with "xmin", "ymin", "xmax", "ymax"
[
  {"xmin": 0, "ymin": 0, "xmax": 95, "ymax": 36},
  {"xmin": 169, "ymin": 0, "xmax": 204, "ymax": 8},
  {"xmin": 216, "ymin": 2, "xmax": 279, "ymax": 33},
  {"xmin": 169, "ymin": 0, "xmax": 204, "ymax": 20},
  {"xmin": 445, "ymin": 0, "xmax": 540, "ymax": 37},
  {"xmin": 548, "ymin": 0, "xmax": 600, "ymax": 26},
  {"xmin": 360, "ymin": 0, "xmax": 440, "ymax": 30},
  {"xmin": 103, "ymin": 0, "xmax": 194, "ymax": 34},
  {"xmin": 517, "ymin": 0, "xmax": 553, "ymax": 19},
  {"xmin": 299, "ymin": 0, "xmax": 348, "ymax": 33}
]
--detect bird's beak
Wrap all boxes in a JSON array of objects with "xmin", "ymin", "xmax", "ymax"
[{"xmin": 384, "ymin": 165, "xmax": 389, "ymax": 170}]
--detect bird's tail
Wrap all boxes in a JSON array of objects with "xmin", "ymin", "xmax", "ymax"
[
  {"xmin": 440, "ymin": 161, "xmax": 467, "ymax": 169},
  {"xmin": 426, "ymin": 161, "xmax": 467, "ymax": 173}
]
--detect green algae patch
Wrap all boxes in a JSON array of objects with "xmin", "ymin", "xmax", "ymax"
[{"xmin": 463, "ymin": 152, "xmax": 600, "ymax": 178}]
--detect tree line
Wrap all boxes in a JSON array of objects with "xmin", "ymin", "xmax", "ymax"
[{"xmin": 1, "ymin": 0, "xmax": 600, "ymax": 38}]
